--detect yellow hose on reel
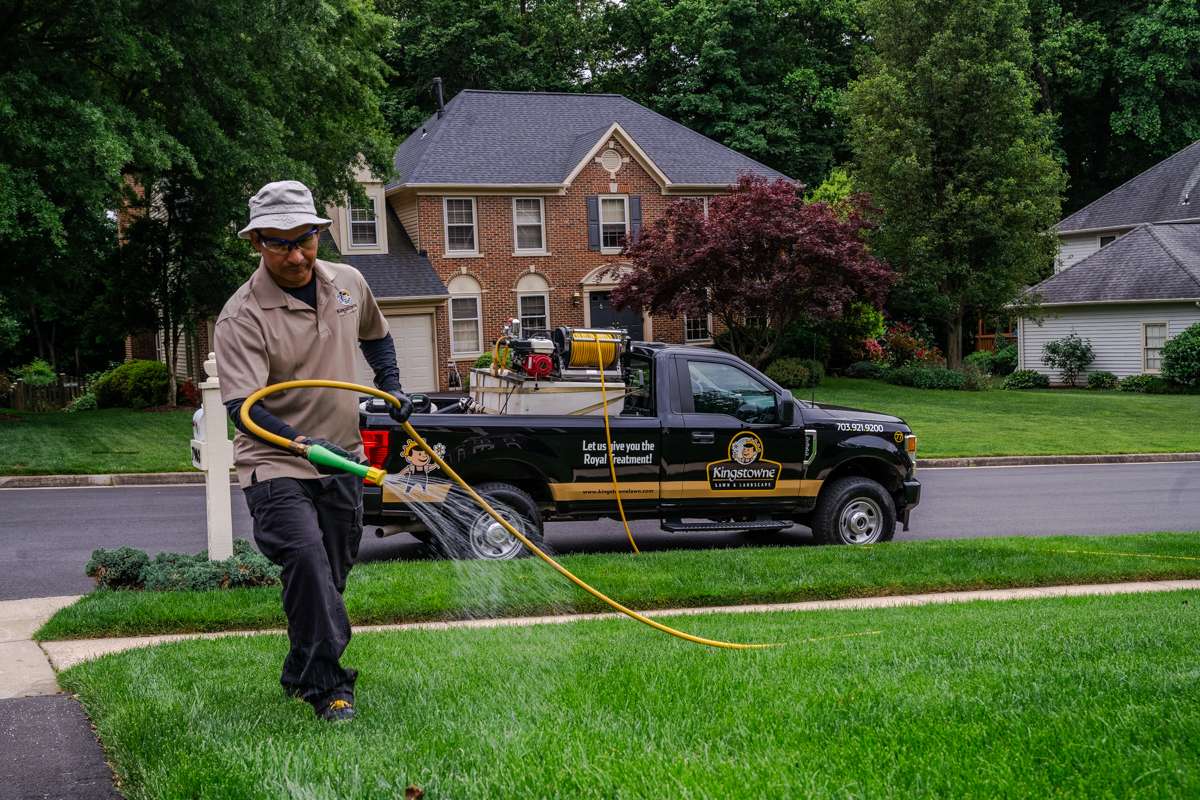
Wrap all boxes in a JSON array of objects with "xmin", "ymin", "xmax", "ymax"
[
  {"xmin": 240, "ymin": 379, "xmax": 774, "ymax": 650},
  {"xmin": 567, "ymin": 329, "xmax": 621, "ymax": 369}
]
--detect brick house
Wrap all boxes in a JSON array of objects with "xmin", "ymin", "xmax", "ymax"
[{"xmin": 321, "ymin": 89, "xmax": 790, "ymax": 391}]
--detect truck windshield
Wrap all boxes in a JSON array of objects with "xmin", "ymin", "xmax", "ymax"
[{"xmin": 687, "ymin": 360, "xmax": 777, "ymax": 424}]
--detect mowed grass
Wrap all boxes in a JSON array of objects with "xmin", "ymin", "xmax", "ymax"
[
  {"xmin": 812, "ymin": 377, "xmax": 1200, "ymax": 457},
  {"xmin": 0, "ymin": 407, "xmax": 197, "ymax": 474},
  {"xmin": 38, "ymin": 532, "xmax": 1200, "ymax": 640},
  {"xmin": 62, "ymin": 590, "xmax": 1200, "ymax": 799}
]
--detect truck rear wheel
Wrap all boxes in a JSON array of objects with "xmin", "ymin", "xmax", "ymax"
[
  {"xmin": 810, "ymin": 476, "xmax": 896, "ymax": 546},
  {"xmin": 433, "ymin": 482, "xmax": 544, "ymax": 560}
]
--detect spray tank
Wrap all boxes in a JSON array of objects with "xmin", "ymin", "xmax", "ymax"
[{"xmin": 469, "ymin": 320, "xmax": 631, "ymax": 415}]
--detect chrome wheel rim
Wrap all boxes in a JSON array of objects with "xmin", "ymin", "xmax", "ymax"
[
  {"xmin": 467, "ymin": 509, "xmax": 526, "ymax": 559},
  {"xmin": 839, "ymin": 497, "xmax": 882, "ymax": 544}
]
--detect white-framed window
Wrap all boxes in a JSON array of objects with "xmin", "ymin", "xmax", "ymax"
[
  {"xmin": 448, "ymin": 274, "xmax": 483, "ymax": 355},
  {"xmin": 349, "ymin": 198, "xmax": 378, "ymax": 246},
  {"xmin": 515, "ymin": 273, "xmax": 550, "ymax": 332},
  {"xmin": 512, "ymin": 198, "xmax": 546, "ymax": 253},
  {"xmin": 1143, "ymin": 322, "xmax": 1168, "ymax": 372},
  {"xmin": 600, "ymin": 195, "xmax": 629, "ymax": 252},
  {"xmin": 684, "ymin": 313, "xmax": 712, "ymax": 342},
  {"xmin": 443, "ymin": 197, "xmax": 478, "ymax": 254}
]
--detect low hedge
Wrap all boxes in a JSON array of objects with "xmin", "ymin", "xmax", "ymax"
[
  {"xmin": 1087, "ymin": 371, "xmax": 1119, "ymax": 390},
  {"xmin": 765, "ymin": 357, "xmax": 824, "ymax": 389},
  {"xmin": 85, "ymin": 540, "xmax": 280, "ymax": 591},
  {"xmin": 1002, "ymin": 369, "xmax": 1050, "ymax": 390},
  {"xmin": 845, "ymin": 360, "xmax": 888, "ymax": 379},
  {"xmin": 886, "ymin": 364, "xmax": 966, "ymax": 390},
  {"xmin": 93, "ymin": 359, "xmax": 170, "ymax": 408}
]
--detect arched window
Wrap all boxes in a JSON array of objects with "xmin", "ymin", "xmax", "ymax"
[
  {"xmin": 515, "ymin": 272, "xmax": 550, "ymax": 332},
  {"xmin": 447, "ymin": 274, "xmax": 483, "ymax": 355}
]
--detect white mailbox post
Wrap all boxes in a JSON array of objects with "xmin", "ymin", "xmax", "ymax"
[{"xmin": 191, "ymin": 352, "xmax": 234, "ymax": 560}]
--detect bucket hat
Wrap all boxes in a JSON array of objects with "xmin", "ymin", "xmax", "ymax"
[{"xmin": 238, "ymin": 180, "xmax": 332, "ymax": 239}]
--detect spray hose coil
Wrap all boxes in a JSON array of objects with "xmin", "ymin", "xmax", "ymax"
[{"xmin": 240, "ymin": 379, "xmax": 774, "ymax": 650}]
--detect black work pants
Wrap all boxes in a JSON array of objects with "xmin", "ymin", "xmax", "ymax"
[{"xmin": 242, "ymin": 473, "xmax": 364, "ymax": 707}]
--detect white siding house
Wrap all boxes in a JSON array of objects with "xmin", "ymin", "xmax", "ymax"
[{"xmin": 1020, "ymin": 141, "xmax": 1200, "ymax": 383}]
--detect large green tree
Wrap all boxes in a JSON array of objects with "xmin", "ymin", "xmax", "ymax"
[
  {"xmin": 1030, "ymin": 0, "xmax": 1200, "ymax": 213},
  {"xmin": 848, "ymin": 0, "xmax": 1065, "ymax": 367},
  {"xmin": 597, "ymin": 0, "xmax": 862, "ymax": 185},
  {"xmin": 1, "ymin": 0, "xmax": 395, "ymax": 383}
]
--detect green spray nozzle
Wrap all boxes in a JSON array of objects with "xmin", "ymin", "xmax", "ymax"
[{"xmin": 305, "ymin": 443, "xmax": 386, "ymax": 486}]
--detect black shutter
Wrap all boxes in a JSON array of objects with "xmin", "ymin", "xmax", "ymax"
[
  {"xmin": 586, "ymin": 196, "xmax": 600, "ymax": 250},
  {"xmin": 629, "ymin": 196, "xmax": 642, "ymax": 241}
]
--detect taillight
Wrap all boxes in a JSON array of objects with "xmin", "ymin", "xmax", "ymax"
[{"xmin": 361, "ymin": 429, "xmax": 390, "ymax": 470}]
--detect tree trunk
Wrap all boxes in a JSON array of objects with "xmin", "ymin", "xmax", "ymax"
[{"xmin": 947, "ymin": 309, "xmax": 964, "ymax": 369}]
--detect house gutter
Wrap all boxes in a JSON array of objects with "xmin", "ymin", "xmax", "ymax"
[{"xmin": 1056, "ymin": 217, "xmax": 1200, "ymax": 236}]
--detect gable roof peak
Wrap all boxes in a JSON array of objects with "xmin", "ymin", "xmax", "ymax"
[{"xmin": 1058, "ymin": 140, "xmax": 1200, "ymax": 233}]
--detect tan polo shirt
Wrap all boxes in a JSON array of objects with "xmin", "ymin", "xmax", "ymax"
[{"xmin": 214, "ymin": 258, "xmax": 389, "ymax": 487}]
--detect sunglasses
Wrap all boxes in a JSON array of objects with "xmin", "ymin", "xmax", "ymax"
[{"xmin": 257, "ymin": 226, "xmax": 320, "ymax": 254}]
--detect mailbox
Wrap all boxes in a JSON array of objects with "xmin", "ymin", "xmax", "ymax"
[{"xmin": 191, "ymin": 407, "xmax": 205, "ymax": 469}]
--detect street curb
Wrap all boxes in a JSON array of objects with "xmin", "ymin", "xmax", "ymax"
[
  {"xmin": 3, "ymin": 452, "xmax": 1200, "ymax": 487},
  {"xmin": 917, "ymin": 452, "xmax": 1200, "ymax": 468}
]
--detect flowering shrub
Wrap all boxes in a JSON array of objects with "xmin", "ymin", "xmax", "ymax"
[
  {"xmin": 881, "ymin": 321, "xmax": 943, "ymax": 367},
  {"xmin": 863, "ymin": 338, "xmax": 885, "ymax": 362}
]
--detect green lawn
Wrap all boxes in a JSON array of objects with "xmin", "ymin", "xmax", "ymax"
[
  {"xmin": 38, "ymin": 532, "xmax": 1200, "ymax": 640},
  {"xmin": 0, "ymin": 407, "xmax": 197, "ymax": 474},
  {"xmin": 61, "ymin": 590, "xmax": 1200, "ymax": 799},
  {"xmin": 813, "ymin": 377, "xmax": 1200, "ymax": 457}
]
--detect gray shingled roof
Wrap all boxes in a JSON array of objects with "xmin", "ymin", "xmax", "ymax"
[
  {"xmin": 1058, "ymin": 141, "xmax": 1200, "ymax": 232},
  {"xmin": 388, "ymin": 90, "xmax": 791, "ymax": 189},
  {"xmin": 321, "ymin": 208, "xmax": 447, "ymax": 300},
  {"xmin": 1028, "ymin": 223, "xmax": 1200, "ymax": 304}
]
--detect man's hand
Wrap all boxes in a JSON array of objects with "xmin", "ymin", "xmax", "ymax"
[
  {"xmin": 386, "ymin": 389, "xmax": 414, "ymax": 424},
  {"xmin": 295, "ymin": 436, "xmax": 364, "ymax": 474}
]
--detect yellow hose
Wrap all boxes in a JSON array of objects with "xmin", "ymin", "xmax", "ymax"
[
  {"xmin": 240, "ymin": 379, "xmax": 773, "ymax": 650},
  {"xmin": 597, "ymin": 361, "xmax": 640, "ymax": 554}
]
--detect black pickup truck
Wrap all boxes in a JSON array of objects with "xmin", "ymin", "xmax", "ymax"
[{"xmin": 359, "ymin": 343, "xmax": 920, "ymax": 559}]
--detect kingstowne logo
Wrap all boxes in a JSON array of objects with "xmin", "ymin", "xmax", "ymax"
[{"xmin": 706, "ymin": 432, "xmax": 782, "ymax": 491}]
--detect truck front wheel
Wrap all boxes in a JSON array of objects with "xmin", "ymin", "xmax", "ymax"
[
  {"xmin": 810, "ymin": 476, "xmax": 896, "ymax": 546},
  {"xmin": 435, "ymin": 482, "xmax": 545, "ymax": 560}
]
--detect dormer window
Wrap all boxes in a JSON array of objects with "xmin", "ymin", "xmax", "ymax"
[{"xmin": 349, "ymin": 198, "xmax": 378, "ymax": 246}]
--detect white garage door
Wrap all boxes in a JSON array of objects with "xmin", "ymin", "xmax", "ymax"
[{"xmin": 356, "ymin": 313, "xmax": 437, "ymax": 392}]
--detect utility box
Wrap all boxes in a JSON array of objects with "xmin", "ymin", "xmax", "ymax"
[{"xmin": 469, "ymin": 369, "xmax": 625, "ymax": 416}]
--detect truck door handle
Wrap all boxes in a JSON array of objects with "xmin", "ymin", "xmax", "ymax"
[{"xmin": 691, "ymin": 431, "xmax": 715, "ymax": 444}]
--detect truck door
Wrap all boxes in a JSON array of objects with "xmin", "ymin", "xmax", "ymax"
[{"xmin": 668, "ymin": 355, "xmax": 810, "ymax": 516}]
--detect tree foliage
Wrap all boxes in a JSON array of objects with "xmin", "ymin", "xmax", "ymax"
[
  {"xmin": 847, "ymin": 0, "xmax": 1065, "ymax": 367},
  {"xmin": 613, "ymin": 175, "xmax": 894, "ymax": 367},
  {"xmin": 0, "ymin": 0, "xmax": 395, "ymax": 379}
]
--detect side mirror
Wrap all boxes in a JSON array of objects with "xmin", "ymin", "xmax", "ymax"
[{"xmin": 778, "ymin": 395, "xmax": 797, "ymax": 427}]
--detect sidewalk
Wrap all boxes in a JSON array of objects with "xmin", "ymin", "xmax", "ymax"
[{"xmin": 3, "ymin": 452, "xmax": 1199, "ymax": 488}]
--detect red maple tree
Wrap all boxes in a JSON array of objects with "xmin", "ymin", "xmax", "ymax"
[{"xmin": 612, "ymin": 174, "xmax": 895, "ymax": 367}]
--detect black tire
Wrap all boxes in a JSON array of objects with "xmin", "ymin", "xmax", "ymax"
[
  {"xmin": 431, "ymin": 481, "xmax": 544, "ymax": 560},
  {"xmin": 810, "ymin": 476, "xmax": 896, "ymax": 546}
]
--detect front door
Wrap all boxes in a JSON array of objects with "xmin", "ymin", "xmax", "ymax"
[
  {"xmin": 588, "ymin": 291, "xmax": 644, "ymax": 340},
  {"xmin": 669, "ymin": 355, "xmax": 810, "ymax": 516}
]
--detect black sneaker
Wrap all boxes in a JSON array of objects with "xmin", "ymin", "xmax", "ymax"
[{"xmin": 317, "ymin": 698, "xmax": 356, "ymax": 723}]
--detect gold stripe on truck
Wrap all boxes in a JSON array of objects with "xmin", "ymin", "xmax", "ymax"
[{"xmin": 548, "ymin": 480, "xmax": 822, "ymax": 502}]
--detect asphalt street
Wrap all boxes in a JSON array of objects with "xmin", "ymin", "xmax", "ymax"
[{"xmin": 2, "ymin": 461, "xmax": 1199, "ymax": 600}]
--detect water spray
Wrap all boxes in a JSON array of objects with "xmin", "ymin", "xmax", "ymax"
[{"xmin": 240, "ymin": 378, "xmax": 775, "ymax": 650}]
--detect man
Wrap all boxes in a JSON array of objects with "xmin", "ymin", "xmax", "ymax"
[{"xmin": 215, "ymin": 180, "xmax": 413, "ymax": 723}]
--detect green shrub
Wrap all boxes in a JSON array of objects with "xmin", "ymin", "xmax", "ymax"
[
  {"xmin": 139, "ymin": 540, "xmax": 281, "ymax": 591},
  {"xmin": 94, "ymin": 359, "xmax": 169, "ymax": 408},
  {"xmin": 1003, "ymin": 369, "xmax": 1050, "ymax": 389},
  {"xmin": 473, "ymin": 353, "xmax": 493, "ymax": 369},
  {"xmin": 1162, "ymin": 322, "xmax": 1200, "ymax": 387},
  {"xmin": 765, "ymin": 357, "xmax": 823, "ymax": 388},
  {"xmin": 991, "ymin": 343, "xmax": 1018, "ymax": 376},
  {"xmin": 1041, "ymin": 333, "xmax": 1094, "ymax": 387},
  {"xmin": 964, "ymin": 351, "xmax": 993, "ymax": 374},
  {"xmin": 15, "ymin": 358, "xmax": 56, "ymax": 387},
  {"xmin": 1118, "ymin": 374, "xmax": 1161, "ymax": 393},
  {"xmin": 886, "ymin": 364, "xmax": 966, "ymax": 390},
  {"xmin": 845, "ymin": 360, "xmax": 887, "ymax": 379},
  {"xmin": 1087, "ymin": 371, "xmax": 1119, "ymax": 390},
  {"xmin": 85, "ymin": 547, "xmax": 151, "ymax": 590},
  {"xmin": 961, "ymin": 362, "xmax": 991, "ymax": 391},
  {"xmin": 64, "ymin": 392, "xmax": 98, "ymax": 412}
]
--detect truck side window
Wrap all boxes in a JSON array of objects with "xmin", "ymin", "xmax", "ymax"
[
  {"xmin": 622, "ymin": 355, "xmax": 655, "ymax": 416},
  {"xmin": 687, "ymin": 361, "xmax": 777, "ymax": 423}
]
